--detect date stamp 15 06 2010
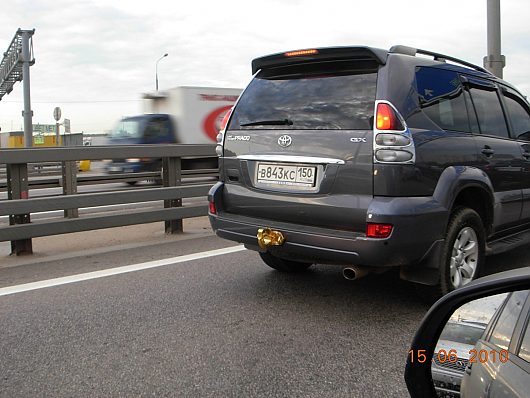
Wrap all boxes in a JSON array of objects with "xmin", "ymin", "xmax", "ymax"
[{"xmin": 409, "ymin": 349, "xmax": 509, "ymax": 364}]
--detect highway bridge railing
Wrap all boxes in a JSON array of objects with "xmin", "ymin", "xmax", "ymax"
[
  {"xmin": 0, "ymin": 162, "xmax": 63, "ymax": 178},
  {"xmin": 0, "ymin": 144, "xmax": 218, "ymax": 255}
]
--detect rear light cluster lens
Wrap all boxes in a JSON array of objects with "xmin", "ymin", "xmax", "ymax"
[
  {"xmin": 219, "ymin": 107, "xmax": 233, "ymax": 133},
  {"xmin": 216, "ymin": 107, "xmax": 233, "ymax": 157},
  {"xmin": 375, "ymin": 149, "xmax": 413, "ymax": 162},
  {"xmin": 366, "ymin": 223, "xmax": 393, "ymax": 238},
  {"xmin": 375, "ymin": 133, "xmax": 410, "ymax": 146},
  {"xmin": 208, "ymin": 200, "xmax": 217, "ymax": 215},
  {"xmin": 376, "ymin": 103, "xmax": 404, "ymax": 131},
  {"xmin": 373, "ymin": 101, "xmax": 414, "ymax": 164}
]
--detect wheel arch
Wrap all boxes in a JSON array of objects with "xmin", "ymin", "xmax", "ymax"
[
  {"xmin": 433, "ymin": 166, "xmax": 495, "ymax": 235},
  {"xmin": 404, "ymin": 167, "xmax": 494, "ymax": 288},
  {"xmin": 451, "ymin": 186, "xmax": 494, "ymax": 236}
]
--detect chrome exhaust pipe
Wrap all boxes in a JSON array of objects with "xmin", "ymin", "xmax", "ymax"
[{"xmin": 342, "ymin": 266, "xmax": 369, "ymax": 281}]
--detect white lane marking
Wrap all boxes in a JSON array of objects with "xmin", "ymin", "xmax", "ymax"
[{"xmin": 0, "ymin": 245, "xmax": 246, "ymax": 297}]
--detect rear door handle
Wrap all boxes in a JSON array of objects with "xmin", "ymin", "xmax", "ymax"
[{"xmin": 481, "ymin": 147, "xmax": 495, "ymax": 156}]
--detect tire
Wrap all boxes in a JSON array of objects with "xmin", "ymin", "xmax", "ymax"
[
  {"xmin": 416, "ymin": 207, "xmax": 485, "ymax": 303},
  {"xmin": 259, "ymin": 252, "xmax": 312, "ymax": 273}
]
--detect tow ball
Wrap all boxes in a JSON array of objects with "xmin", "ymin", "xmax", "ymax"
[{"xmin": 257, "ymin": 228, "xmax": 285, "ymax": 249}]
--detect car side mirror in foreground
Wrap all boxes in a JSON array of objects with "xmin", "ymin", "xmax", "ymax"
[{"xmin": 405, "ymin": 268, "xmax": 530, "ymax": 398}]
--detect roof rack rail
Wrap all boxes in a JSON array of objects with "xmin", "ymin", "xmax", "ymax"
[{"xmin": 389, "ymin": 45, "xmax": 491, "ymax": 75}]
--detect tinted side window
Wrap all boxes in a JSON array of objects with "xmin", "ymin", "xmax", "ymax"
[
  {"xmin": 489, "ymin": 290, "xmax": 529, "ymax": 351},
  {"xmin": 502, "ymin": 90, "xmax": 530, "ymax": 141},
  {"xmin": 468, "ymin": 87, "xmax": 509, "ymax": 138},
  {"xmin": 416, "ymin": 67, "xmax": 470, "ymax": 132}
]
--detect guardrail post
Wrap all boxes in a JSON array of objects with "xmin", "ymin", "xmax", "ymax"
[
  {"xmin": 61, "ymin": 160, "xmax": 78, "ymax": 218},
  {"xmin": 7, "ymin": 163, "xmax": 33, "ymax": 255},
  {"xmin": 162, "ymin": 156, "xmax": 183, "ymax": 234}
]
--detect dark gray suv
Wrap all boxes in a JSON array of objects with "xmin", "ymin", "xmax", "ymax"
[{"xmin": 208, "ymin": 45, "xmax": 530, "ymax": 299}]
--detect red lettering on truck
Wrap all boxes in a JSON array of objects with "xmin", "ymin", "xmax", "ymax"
[{"xmin": 199, "ymin": 94, "xmax": 239, "ymax": 102}]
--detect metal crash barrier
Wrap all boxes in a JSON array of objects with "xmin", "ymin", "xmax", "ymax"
[{"xmin": 0, "ymin": 144, "xmax": 217, "ymax": 255}]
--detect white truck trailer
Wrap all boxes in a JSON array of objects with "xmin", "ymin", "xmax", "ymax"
[{"xmin": 141, "ymin": 86, "xmax": 241, "ymax": 143}]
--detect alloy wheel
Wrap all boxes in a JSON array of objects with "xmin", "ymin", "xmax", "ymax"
[{"xmin": 450, "ymin": 226, "xmax": 479, "ymax": 289}]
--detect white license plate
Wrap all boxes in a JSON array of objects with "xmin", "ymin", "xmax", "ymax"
[{"xmin": 256, "ymin": 163, "xmax": 316, "ymax": 187}]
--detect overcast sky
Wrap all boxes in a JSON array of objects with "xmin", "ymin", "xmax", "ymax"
[{"xmin": 0, "ymin": 0, "xmax": 529, "ymax": 134}]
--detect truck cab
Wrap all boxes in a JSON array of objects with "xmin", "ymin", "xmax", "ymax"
[{"xmin": 105, "ymin": 114, "xmax": 175, "ymax": 175}]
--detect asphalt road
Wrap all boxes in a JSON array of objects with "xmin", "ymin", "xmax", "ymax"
[{"xmin": 0, "ymin": 222, "xmax": 528, "ymax": 398}]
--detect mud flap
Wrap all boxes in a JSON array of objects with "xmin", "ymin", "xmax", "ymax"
[{"xmin": 400, "ymin": 239, "xmax": 444, "ymax": 286}]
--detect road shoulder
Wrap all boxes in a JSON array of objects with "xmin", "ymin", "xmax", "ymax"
[{"xmin": 0, "ymin": 216, "xmax": 237, "ymax": 288}]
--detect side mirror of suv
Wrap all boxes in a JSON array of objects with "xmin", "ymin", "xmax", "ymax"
[{"xmin": 405, "ymin": 268, "xmax": 530, "ymax": 398}]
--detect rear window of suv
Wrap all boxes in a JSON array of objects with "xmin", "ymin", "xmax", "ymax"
[{"xmin": 229, "ymin": 61, "xmax": 377, "ymax": 130}]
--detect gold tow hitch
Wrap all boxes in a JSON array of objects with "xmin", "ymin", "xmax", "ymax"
[{"xmin": 257, "ymin": 227, "xmax": 285, "ymax": 249}]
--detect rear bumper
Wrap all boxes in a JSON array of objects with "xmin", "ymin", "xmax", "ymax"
[
  {"xmin": 213, "ymin": 213, "xmax": 365, "ymax": 264},
  {"xmin": 208, "ymin": 182, "xmax": 449, "ymax": 279}
]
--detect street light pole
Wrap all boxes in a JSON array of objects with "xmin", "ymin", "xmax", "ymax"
[
  {"xmin": 484, "ymin": 0, "xmax": 505, "ymax": 78},
  {"xmin": 155, "ymin": 53, "xmax": 168, "ymax": 91}
]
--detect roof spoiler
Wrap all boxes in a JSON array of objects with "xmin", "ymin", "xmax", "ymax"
[{"xmin": 251, "ymin": 46, "xmax": 388, "ymax": 74}]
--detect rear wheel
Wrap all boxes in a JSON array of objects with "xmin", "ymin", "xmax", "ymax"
[
  {"xmin": 259, "ymin": 252, "xmax": 312, "ymax": 273},
  {"xmin": 416, "ymin": 207, "xmax": 485, "ymax": 303}
]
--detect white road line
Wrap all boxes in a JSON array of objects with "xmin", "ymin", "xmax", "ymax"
[{"xmin": 0, "ymin": 245, "xmax": 246, "ymax": 297}]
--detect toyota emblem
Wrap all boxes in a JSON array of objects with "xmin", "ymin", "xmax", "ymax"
[{"xmin": 278, "ymin": 135, "xmax": 292, "ymax": 148}]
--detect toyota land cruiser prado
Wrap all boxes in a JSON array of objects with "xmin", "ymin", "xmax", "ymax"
[{"xmin": 208, "ymin": 45, "xmax": 530, "ymax": 300}]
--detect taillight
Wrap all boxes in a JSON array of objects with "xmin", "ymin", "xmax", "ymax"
[
  {"xmin": 366, "ymin": 223, "xmax": 393, "ymax": 238},
  {"xmin": 375, "ymin": 133, "xmax": 410, "ymax": 146},
  {"xmin": 373, "ymin": 100, "xmax": 414, "ymax": 164},
  {"xmin": 376, "ymin": 103, "xmax": 404, "ymax": 131},
  {"xmin": 208, "ymin": 200, "xmax": 217, "ymax": 215},
  {"xmin": 219, "ymin": 107, "xmax": 233, "ymax": 133},
  {"xmin": 216, "ymin": 107, "xmax": 233, "ymax": 158},
  {"xmin": 375, "ymin": 149, "xmax": 413, "ymax": 162}
]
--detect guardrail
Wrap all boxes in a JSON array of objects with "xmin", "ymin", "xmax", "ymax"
[
  {"xmin": 0, "ymin": 162, "xmax": 62, "ymax": 179},
  {"xmin": 0, "ymin": 168, "xmax": 219, "ymax": 191},
  {"xmin": 0, "ymin": 144, "xmax": 217, "ymax": 255}
]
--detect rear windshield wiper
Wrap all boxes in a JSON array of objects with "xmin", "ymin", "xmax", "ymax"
[{"xmin": 240, "ymin": 119, "xmax": 293, "ymax": 127}]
